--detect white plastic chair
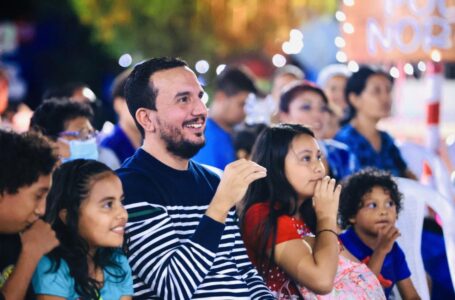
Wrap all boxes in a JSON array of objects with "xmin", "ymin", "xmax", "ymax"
[
  {"xmin": 393, "ymin": 177, "xmax": 455, "ymax": 299},
  {"xmin": 398, "ymin": 141, "xmax": 454, "ymax": 202}
]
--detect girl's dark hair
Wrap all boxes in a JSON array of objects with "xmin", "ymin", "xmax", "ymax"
[
  {"xmin": 279, "ymin": 80, "xmax": 329, "ymax": 113},
  {"xmin": 338, "ymin": 167, "xmax": 403, "ymax": 229},
  {"xmin": 232, "ymin": 123, "xmax": 268, "ymax": 158},
  {"xmin": 45, "ymin": 159, "xmax": 126, "ymax": 299},
  {"xmin": 239, "ymin": 123, "xmax": 317, "ymax": 276},
  {"xmin": 344, "ymin": 66, "xmax": 393, "ymax": 123}
]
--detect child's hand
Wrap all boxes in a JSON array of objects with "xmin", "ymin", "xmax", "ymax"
[
  {"xmin": 312, "ymin": 176, "xmax": 341, "ymax": 223},
  {"xmin": 20, "ymin": 219, "xmax": 60, "ymax": 259},
  {"xmin": 374, "ymin": 224, "xmax": 400, "ymax": 254}
]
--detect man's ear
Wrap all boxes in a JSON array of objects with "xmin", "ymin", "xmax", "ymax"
[
  {"xmin": 59, "ymin": 209, "xmax": 68, "ymax": 225},
  {"xmin": 135, "ymin": 108, "xmax": 156, "ymax": 133}
]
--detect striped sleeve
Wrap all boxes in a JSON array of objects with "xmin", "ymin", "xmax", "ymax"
[
  {"xmin": 125, "ymin": 202, "xmax": 225, "ymax": 299},
  {"xmin": 229, "ymin": 219, "xmax": 275, "ymax": 299}
]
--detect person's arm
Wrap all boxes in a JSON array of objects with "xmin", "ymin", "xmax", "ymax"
[
  {"xmin": 274, "ymin": 177, "xmax": 341, "ymax": 294},
  {"xmin": 367, "ymin": 225, "xmax": 400, "ymax": 276},
  {"xmin": 36, "ymin": 296, "xmax": 65, "ymax": 300},
  {"xmin": 126, "ymin": 205, "xmax": 223, "ymax": 299},
  {"xmin": 396, "ymin": 278, "xmax": 421, "ymax": 300},
  {"xmin": 0, "ymin": 220, "xmax": 59, "ymax": 300}
]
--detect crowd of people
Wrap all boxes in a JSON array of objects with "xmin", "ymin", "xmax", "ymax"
[{"xmin": 0, "ymin": 56, "xmax": 452, "ymax": 299}]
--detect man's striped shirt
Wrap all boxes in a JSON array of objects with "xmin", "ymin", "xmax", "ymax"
[{"xmin": 117, "ymin": 149, "xmax": 273, "ymax": 299}]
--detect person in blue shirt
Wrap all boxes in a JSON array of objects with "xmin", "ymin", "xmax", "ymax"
[
  {"xmin": 339, "ymin": 168, "xmax": 420, "ymax": 299},
  {"xmin": 192, "ymin": 67, "xmax": 258, "ymax": 170},
  {"xmin": 32, "ymin": 159, "xmax": 133, "ymax": 299},
  {"xmin": 100, "ymin": 69, "xmax": 141, "ymax": 169},
  {"xmin": 334, "ymin": 66, "xmax": 416, "ymax": 179}
]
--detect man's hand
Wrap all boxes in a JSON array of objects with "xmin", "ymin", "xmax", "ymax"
[{"xmin": 207, "ymin": 159, "xmax": 266, "ymax": 223}]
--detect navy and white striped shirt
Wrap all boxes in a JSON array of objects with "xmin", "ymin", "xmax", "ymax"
[{"xmin": 117, "ymin": 149, "xmax": 273, "ymax": 299}]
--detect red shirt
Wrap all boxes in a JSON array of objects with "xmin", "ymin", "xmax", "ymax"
[{"xmin": 242, "ymin": 202, "xmax": 311, "ymax": 296}]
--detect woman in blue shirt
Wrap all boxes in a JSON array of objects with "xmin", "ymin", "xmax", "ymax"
[{"xmin": 334, "ymin": 66, "xmax": 416, "ymax": 179}]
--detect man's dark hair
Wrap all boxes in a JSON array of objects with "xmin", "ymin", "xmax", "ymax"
[
  {"xmin": 0, "ymin": 130, "xmax": 57, "ymax": 195},
  {"xmin": 339, "ymin": 168, "xmax": 403, "ymax": 229},
  {"xmin": 124, "ymin": 57, "xmax": 188, "ymax": 136},
  {"xmin": 215, "ymin": 67, "xmax": 257, "ymax": 97},
  {"xmin": 30, "ymin": 98, "xmax": 93, "ymax": 140}
]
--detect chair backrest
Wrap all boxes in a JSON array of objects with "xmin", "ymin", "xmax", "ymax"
[
  {"xmin": 395, "ymin": 177, "xmax": 455, "ymax": 298},
  {"xmin": 393, "ymin": 177, "xmax": 430, "ymax": 299},
  {"xmin": 398, "ymin": 141, "xmax": 454, "ymax": 201}
]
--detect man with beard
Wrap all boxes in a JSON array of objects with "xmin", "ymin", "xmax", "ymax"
[{"xmin": 117, "ymin": 57, "xmax": 273, "ymax": 299}]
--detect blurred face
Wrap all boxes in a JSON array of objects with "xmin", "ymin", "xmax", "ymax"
[
  {"xmin": 56, "ymin": 117, "xmax": 98, "ymax": 161},
  {"xmin": 150, "ymin": 67, "xmax": 208, "ymax": 159},
  {"xmin": 350, "ymin": 186, "xmax": 397, "ymax": 237},
  {"xmin": 0, "ymin": 174, "xmax": 52, "ymax": 233},
  {"xmin": 323, "ymin": 75, "xmax": 348, "ymax": 113},
  {"xmin": 222, "ymin": 91, "xmax": 249, "ymax": 127},
  {"xmin": 61, "ymin": 117, "xmax": 96, "ymax": 141},
  {"xmin": 78, "ymin": 174, "xmax": 127, "ymax": 250},
  {"xmin": 114, "ymin": 98, "xmax": 137, "ymax": 129},
  {"xmin": 284, "ymin": 134, "xmax": 325, "ymax": 200},
  {"xmin": 352, "ymin": 74, "xmax": 393, "ymax": 121},
  {"xmin": 280, "ymin": 91, "xmax": 328, "ymax": 139}
]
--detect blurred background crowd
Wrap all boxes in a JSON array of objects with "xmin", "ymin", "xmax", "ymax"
[{"xmin": 1, "ymin": 0, "xmax": 455, "ymax": 299}]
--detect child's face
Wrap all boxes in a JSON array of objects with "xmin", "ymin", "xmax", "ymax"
[
  {"xmin": 77, "ymin": 174, "xmax": 127, "ymax": 251},
  {"xmin": 349, "ymin": 186, "xmax": 397, "ymax": 236},
  {"xmin": 284, "ymin": 134, "xmax": 325, "ymax": 200},
  {"xmin": 0, "ymin": 174, "xmax": 52, "ymax": 233}
]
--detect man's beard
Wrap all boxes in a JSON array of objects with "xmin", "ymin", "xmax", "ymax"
[{"xmin": 157, "ymin": 117, "xmax": 205, "ymax": 159}]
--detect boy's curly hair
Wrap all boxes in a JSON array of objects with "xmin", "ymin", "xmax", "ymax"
[
  {"xmin": 0, "ymin": 130, "xmax": 57, "ymax": 195},
  {"xmin": 339, "ymin": 168, "xmax": 403, "ymax": 229}
]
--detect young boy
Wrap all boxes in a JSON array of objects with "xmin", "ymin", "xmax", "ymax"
[
  {"xmin": 338, "ymin": 168, "xmax": 420, "ymax": 299},
  {"xmin": 0, "ymin": 130, "xmax": 59, "ymax": 300}
]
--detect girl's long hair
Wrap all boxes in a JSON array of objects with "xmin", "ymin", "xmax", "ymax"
[
  {"xmin": 239, "ymin": 123, "xmax": 318, "ymax": 277},
  {"xmin": 45, "ymin": 159, "xmax": 127, "ymax": 299}
]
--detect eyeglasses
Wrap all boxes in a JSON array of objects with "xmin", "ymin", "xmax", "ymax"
[{"xmin": 59, "ymin": 129, "xmax": 99, "ymax": 141}]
